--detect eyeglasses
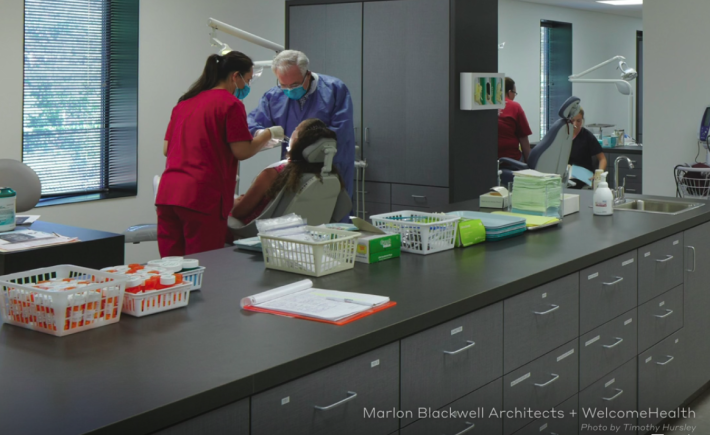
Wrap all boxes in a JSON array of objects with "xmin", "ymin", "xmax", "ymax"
[
  {"xmin": 510, "ymin": 90, "xmax": 518, "ymax": 95},
  {"xmin": 277, "ymin": 71, "xmax": 309, "ymax": 90}
]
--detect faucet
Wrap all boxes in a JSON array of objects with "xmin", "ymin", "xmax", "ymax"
[{"xmin": 614, "ymin": 156, "xmax": 635, "ymax": 204}]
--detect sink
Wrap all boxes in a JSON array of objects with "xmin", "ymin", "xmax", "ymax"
[{"xmin": 613, "ymin": 199, "xmax": 705, "ymax": 215}]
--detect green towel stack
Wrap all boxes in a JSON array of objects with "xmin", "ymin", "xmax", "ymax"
[{"xmin": 511, "ymin": 171, "xmax": 562, "ymax": 216}]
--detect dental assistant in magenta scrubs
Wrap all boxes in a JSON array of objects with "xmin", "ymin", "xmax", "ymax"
[{"xmin": 157, "ymin": 51, "xmax": 284, "ymax": 256}]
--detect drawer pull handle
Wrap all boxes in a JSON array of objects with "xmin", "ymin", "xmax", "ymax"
[
  {"xmin": 603, "ymin": 388, "xmax": 624, "ymax": 401},
  {"xmin": 626, "ymin": 174, "xmax": 637, "ymax": 178},
  {"xmin": 534, "ymin": 373, "xmax": 560, "ymax": 387},
  {"xmin": 654, "ymin": 309, "xmax": 674, "ymax": 319},
  {"xmin": 602, "ymin": 276, "xmax": 624, "ymax": 286},
  {"xmin": 603, "ymin": 337, "xmax": 624, "ymax": 349},
  {"xmin": 626, "ymin": 189, "xmax": 637, "ymax": 193},
  {"xmin": 453, "ymin": 422, "xmax": 475, "ymax": 435},
  {"xmin": 533, "ymin": 304, "xmax": 559, "ymax": 315},
  {"xmin": 656, "ymin": 355, "xmax": 674, "ymax": 366},
  {"xmin": 443, "ymin": 340, "xmax": 476, "ymax": 355},
  {"xmin": 411, "ymin": 195, "xmax": 427, "ymax": 201},
  {"xmin": 687, "ymin": 246, "xmax": 697, "ymax": 272},
  {"xmin": 314, "ymin": 391, "xmax": 358, "ymax": 411},
  {"xmin": 656, "ymin": 255, "xmax": 674, "ymax": 263}
]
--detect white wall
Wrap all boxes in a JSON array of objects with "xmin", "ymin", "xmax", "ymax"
[
  {"xmin": 0, "ymin": 0, "xmax": 285, "ymax": 263},
  {"xmin": 643, "ymin": 0, "xmax": 710, "ymax": 197},
  {"xmin": 499, "ymin": 0, "xmax": 642, "ymax": 142}
]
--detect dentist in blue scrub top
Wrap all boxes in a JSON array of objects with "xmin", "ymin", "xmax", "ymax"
[{"xmin": 248, "ymin": 50, "xmax": 356, "ymax": 198}]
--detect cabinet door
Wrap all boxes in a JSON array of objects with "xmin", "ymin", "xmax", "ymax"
[
  {"xmin": 684, "ymin": 222, "xmax": 710, "ymax": 394},
  {"xmin": 579, "ymin": 359, "xmax": 637, "ymax": 435},
  {"xmin": 363, "ymin": 0, "xmax": 449, "ymax": 186},
  {"xmin": 637, "ymin": 233, "xmax": 683, "ymax": 304},
  {"xmin": 289, "ymin": 3, "xmax": 363, "ymax": 148}
]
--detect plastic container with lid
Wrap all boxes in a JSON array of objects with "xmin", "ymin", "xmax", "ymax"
[{"xmin": 0, "ymin": 187, "xmax": 17, "ymax": 233}]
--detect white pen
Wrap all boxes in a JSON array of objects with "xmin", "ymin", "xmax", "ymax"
[{"xmin": 323, "ymin": 296, "xmax": 375, "ymax": 307}]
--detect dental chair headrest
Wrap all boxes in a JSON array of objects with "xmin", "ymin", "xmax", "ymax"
[
  {"xmin": 558, "ymin": 96, "xmax": 581, "ymax": 120},
  {"xmin": 301, "ymin": 137, "xmax": 338, "ymax": 176},
  {"xmin": 302, "ymin": 138, "xmax": 337, "ymax": 163}
]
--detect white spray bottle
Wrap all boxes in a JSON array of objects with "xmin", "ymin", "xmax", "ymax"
[{"xmin": 593, "ymin": 172, "xmax": 614, "ymax": 216}]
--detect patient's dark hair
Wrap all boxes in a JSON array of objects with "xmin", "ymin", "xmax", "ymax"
[
  {"xmin": 505, "ymin": 77, "xmax": 516, "ymax": 94},
  {"xmin": 267, "ymin": 119, "xmax": 343, "ymax": 198}
]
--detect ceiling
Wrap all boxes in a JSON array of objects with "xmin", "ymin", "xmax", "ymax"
[{"xmin": 517, "ymin": 0, "xmax": 642, "ymax": 18}]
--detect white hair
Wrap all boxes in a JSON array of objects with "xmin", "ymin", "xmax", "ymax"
[{"xmin": 272, "ymin": 50, "xmax": 309, "ymax": 76}]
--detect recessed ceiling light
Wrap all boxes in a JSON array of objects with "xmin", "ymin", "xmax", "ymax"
[{"xmin": 597, "ymin": 0, "xmax": 643, "ymax": 5}]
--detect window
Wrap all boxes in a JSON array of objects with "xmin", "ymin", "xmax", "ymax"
[
  {"xmin": 23, "ymin": 0, "xmax": 139, "ymax": 205},
  {"xmin": 540, "ymin": 20, "xmax": 572, "ymax": 138}
]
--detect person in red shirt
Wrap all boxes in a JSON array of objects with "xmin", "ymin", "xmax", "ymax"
[
  {"xmin": 498, "ymin": 77, "xmax": 533, "ymax": 162},
  {"xmin": 157, "ymin": 51, "xmax": 284, "ymax": 256}
]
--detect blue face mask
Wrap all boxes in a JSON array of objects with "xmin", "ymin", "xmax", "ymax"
[
  {"xmin": 283, "ymin": 85, "xmax": 307, "ymax": 101},
  {"xmin": 234, "ymin": 74, "xmax": 251, "ymax": 100}
]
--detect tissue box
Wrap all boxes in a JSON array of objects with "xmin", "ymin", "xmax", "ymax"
[
  {"xmin": 355, "ymin": 232, "xmax": 401, "ymax": 264},
  {"xmin": 480, "ymin": 192, "xmax": 509, "ymax": 209},
  {"xmin": 562, "ymin": 194, "xmax": 579, "ymax": 216}
]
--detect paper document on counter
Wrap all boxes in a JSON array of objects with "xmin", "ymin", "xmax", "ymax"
[
  {"xmin": 0, "ymin": 230, "xmax": 79, "ymax": 252},
  {"xmin": 241, "ymin": 279, "xmax": 392, "ymax": 322}
]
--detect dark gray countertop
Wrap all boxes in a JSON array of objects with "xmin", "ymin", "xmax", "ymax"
[{"xmin": 1, "ymin": 192, "xmax": 708, "ymax": 435}]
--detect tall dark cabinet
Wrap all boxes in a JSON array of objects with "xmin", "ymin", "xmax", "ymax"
[{"xmin": 286, "ymin": 0, "xmax": 499, "ymax": 214}]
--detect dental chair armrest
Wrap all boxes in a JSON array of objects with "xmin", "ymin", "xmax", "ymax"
[
  {"xmin": 498, "ymin": 158, "xmax": 529, "ymax": 171},
  {"xmin": 124, "ymin": 224, "xmax": 158, "ymax": 244}
]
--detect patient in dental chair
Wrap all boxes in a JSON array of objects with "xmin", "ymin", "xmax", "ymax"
[{"xmin": 230, "ymin": 118, "xmax": 343, "ymax": 225}]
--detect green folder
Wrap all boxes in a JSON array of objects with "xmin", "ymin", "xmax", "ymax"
[{"xmin": 455, "ymin": 219, "xmax": 486, "ymax": 247}]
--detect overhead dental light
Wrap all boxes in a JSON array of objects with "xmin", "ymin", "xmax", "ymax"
[
  {"xmin": 569, "ymin": 55, "xmax": 638, "ymax": 139},
  {"xmin": 207, "ymin": 18, "xmax": 284, "ymax": 72},
  {"xmin": 597, "ymin": 0, "xmax": 642, "ymax": 5}
]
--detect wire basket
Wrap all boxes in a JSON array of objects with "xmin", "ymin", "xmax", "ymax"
[
  {"xmin": 181, "ymin": 266, "xmax": 205, "ymax": 291},
  {"xmin": 258, "ymin": 226, "xmax": 359, "ymax": 277},
  {"xmin": 675, "ymin": 165, "xmax": 710, "ymax": 199},
  {"xmin": 369, "ymin": 211, "xmax": 459, "ymax": 255},
  {"xmin": 122, "ymin": 283, "xmax": 192, "ymax": 317},
  {"xmin": 0, "ymin": 265, "xmax": 128, "ymax": 337}
]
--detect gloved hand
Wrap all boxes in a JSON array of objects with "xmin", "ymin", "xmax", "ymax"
[{"xmin": 268, "ymin": 126, "xmax": 285, "ymax": 141}]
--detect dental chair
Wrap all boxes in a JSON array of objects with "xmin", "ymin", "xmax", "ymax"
[
  {"xmin": 0, "ymin": 159, "xmax": 42, "ymax": 212},
  {"xmin": 499, "ymin": 96, "xmax": 581, "ymax": 186},
  {"xmin": 124, "ymin": 138, "xmax": 351, "ymax": 243},
  {"xmin": 228, "ymin": 137, "xmax": 351, "ymax": 239}
]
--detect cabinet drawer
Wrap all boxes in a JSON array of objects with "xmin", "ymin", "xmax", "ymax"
[
  {"xmin": 579, "ymin": 309, "xmax": 637, "ymax": 390},
  {"xmin": 154, "ymin": 398, "xmax": 249, "ymax": 435},
  {"xmin": 400, "ymin": 379, "xmax": 502, "ymax": 435},
  {"xmin": 623, "ymin": 184, "xmax": 642, "ymax": 195},
  {"xmin": 364, "ymin": 182, "xmax": 391, "ymax": 204},
  {"xmin": 638, "ymin": 285, "xmax": 683, "ymax": 353},
  {"xmin": 515, "ymin": 394, "xmax": 578, "ymax": 435},
  {"xmin": 504, "ymin": 274, "xmax": 579, "ymax": 372},
  {"xmin": 579, "ymin": 251, "xmax": 638, "ymax": 334},
  {"xmin": 638, "ymin": 233, "xmax": 683, "ymax": 304},
  {"xmin": 251, "ymin": 342, "xmax": 399, "ymax": 435},
  {"xmin": 638, "ymin": 330, "xmax": 687, "ymax": 427},
  {"xmin": 401, "ymin": 303, "xmax": 503, "ymax": 425},
  {"xmin": 503, "ymin": 340, "xmax": 579, "ymax": 435},
  {"xmin": 364, "ymin": 201, "xmax": 391, "ymax": 218},
  {"xmin": 617, "ymin": 167, "xmax": 642, "ymax": 180},
  {"xmin": 579, "ymin": 358, "xmax": 637, "ymax": 435},
  {"xmin": 391, "ymin": 184, "xmax": 449, "ymax": 208}
]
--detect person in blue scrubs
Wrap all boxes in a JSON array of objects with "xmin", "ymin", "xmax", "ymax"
[{"xmin": 248, "ymin": 50, "xmax": 355, "ymax": 198}]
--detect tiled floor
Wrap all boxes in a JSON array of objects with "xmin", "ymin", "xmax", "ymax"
[{"xmin": 662, "ymin": 388, "xmax": 710, "ymax": 434}]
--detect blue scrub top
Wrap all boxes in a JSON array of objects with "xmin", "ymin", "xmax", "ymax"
[{"xmin": 248, "ymin": 74, "xmax": 356, "ymax": 198}]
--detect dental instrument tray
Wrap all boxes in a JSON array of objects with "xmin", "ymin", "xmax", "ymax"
[
  {"xmin": 258, "ymin": 226, "xmax": 360, "ymax": 277},
  {"xmin": 369, "ymin": 211, "xmax": 459, "ymax": 255}
]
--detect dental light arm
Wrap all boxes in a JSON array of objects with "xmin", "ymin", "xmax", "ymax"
[
  {"xmin": 208, "ymin": 18, "xmax": 284, "ymax": 53},
  {"xmin": 568, "ymin": 56, "xmax": 638, "ymax": 140}
]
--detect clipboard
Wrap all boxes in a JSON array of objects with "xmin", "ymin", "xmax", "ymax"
[{"xmin": 242, "ymin": 301, "xmax": 397, "ymax": 325}]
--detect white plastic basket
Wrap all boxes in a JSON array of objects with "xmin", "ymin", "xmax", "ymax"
[
  {"xmin": 369, "ymin": 211, "xmax": 459, "ymax": 255},
  {"xmin": 122, "ymin": 282, "xmax": 192, "ymax": 317},
  {"xmin": 0, "ymin": 265, "xmax": 128, "ymax": 337},
  {"xmin": 181, "ymin": 266, "xmax": 205, "ymax": 291},
  {"xmin": 258, "ymin": 226, "xmax": 360, "ymax": 277}
]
